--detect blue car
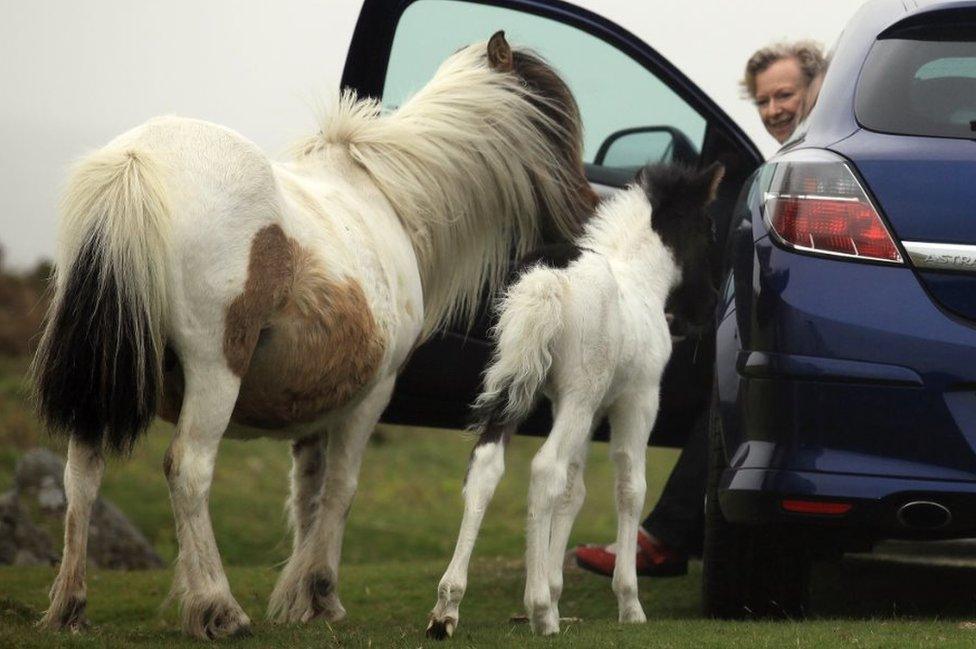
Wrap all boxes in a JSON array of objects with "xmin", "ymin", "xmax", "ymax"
[
  {"xmin": 342, "ymin": 0, "xmax": 975, "ymax": 619},
  {"xmin": 706, "ymin": 0, "xmax": 976, "ymax": 618}
]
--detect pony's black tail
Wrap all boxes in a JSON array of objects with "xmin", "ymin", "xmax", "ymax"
[{"xmin": 32, "ymin": 147, "xmax": 171, "ymax": 454}]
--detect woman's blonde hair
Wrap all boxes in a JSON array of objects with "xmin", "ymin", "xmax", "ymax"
[{"xmin": 741, "ymin": 41, "xmax": 828, "ymax": 99}]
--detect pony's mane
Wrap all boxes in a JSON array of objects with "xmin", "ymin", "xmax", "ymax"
[{"xmin": 293, "ymin": 42, "xmax": 589, "ymax": 338}]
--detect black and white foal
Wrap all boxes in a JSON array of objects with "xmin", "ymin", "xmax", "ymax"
[{"xmin": 427, "ymin": 162, "xmax": 724, "ymax": 637}]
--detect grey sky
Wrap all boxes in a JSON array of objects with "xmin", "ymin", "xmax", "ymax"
[{"xmin": 0, "ymin": 0, "xmax": 862, "ymax": 269}]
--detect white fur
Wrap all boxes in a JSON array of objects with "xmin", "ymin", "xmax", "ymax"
[
  {"xmin": 429, "ymin": 185, "xmax": 681, "ymax": 636},
  {"xmin": 39, "ymin": 38, "xmax": 586, "ymax": 639}
]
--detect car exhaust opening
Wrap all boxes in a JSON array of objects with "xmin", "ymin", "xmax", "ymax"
[{"xmin": 896, "ymin": 500, "xmax": 952, "ymax": 529}]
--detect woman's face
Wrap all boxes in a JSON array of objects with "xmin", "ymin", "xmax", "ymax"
[{"xmin": 754, "ymin": 57, "xmax": 806, "ymax": 144}]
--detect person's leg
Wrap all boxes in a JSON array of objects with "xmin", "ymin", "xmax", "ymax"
[{"xmin": 641, "ymin": 409, "xmax": 708, "ymax": 556}]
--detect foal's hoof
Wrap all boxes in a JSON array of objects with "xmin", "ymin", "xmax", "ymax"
[
  {"xmin": 619, "ymin": 606, "xmax": 647, "ymax": 624},
  {"xmin": 426, "ymin": 616, "xmax": 456, "ymax": 640},
  {"xmin": 38, "ymin": 596, "xmax": 90, "ymax": 633},
  {"xmin": 529, "ymin": 608, "xmax": 560, "ymax": 636},
  {"xmin": 185, "ymin": 599, "xmax": 252, "ymax": 640}
]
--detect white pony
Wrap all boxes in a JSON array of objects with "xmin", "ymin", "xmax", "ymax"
[
  {"xmin": 427, "ymin": 162, "xmax": 724, "ymax": 638},
  {"xmin": 32, "ymin": 32, "xmax": 597, "ymax": 639}
]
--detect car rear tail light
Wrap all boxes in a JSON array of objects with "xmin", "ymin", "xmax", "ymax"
[
  {"xmin": 781, "ymin": 499, "xmax": 853, "ymax": 515},
  {"xmin": 762, "ymin": 150, "xmax": 903, "ymax": 264}
]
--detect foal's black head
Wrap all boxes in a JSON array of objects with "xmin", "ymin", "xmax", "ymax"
[{"xmin": 636, "ymin": 162, "xmax": 725, "ymax": 336}]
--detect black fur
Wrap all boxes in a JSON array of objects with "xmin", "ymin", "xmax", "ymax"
[
  {"xmin": 637, "ymin": 163, "xmax": 722, "ymax": 335},
  {"xmin": 469, "ymin": 390, "xmax": 518, "ymax": 449},
  {"xmin": 33, "ymin": 236, "xmax": 159, "ymax": 455},
  {"xmin": 516, "ymin": 241, "xmax": 586, "ymax": 271}
]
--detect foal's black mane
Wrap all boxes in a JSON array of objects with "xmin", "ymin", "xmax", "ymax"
[{"xmin": 637, "ymin": 162, "xmax": 723, "ymax": 337}]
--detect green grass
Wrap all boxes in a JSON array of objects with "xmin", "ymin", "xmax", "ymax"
[
  {"xmin": 3, "ymin": 356, "xmax": 976, "ymax": 646},
  {"xmin": 4, "ymin": 561, "xmax": 976, "ymax": 648}
]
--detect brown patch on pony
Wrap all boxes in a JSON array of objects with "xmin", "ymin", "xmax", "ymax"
[
  {"xmin": 511, "ymin": 49, "xmax": 599, "ymax": 239},
  {"xmin": 223, "ymin": 225, "xmax": 295, "ymax": 377},
  {"xmin": 159, "ymin": 225, "xmax": 385, "ymax": 430},
  {"xmin": 487, "ymin": 31, "xmax": 513, "ymax": 72},
  {"xmin": 231, "ymin": 245, "xmax": 386, "ymax": 428}
]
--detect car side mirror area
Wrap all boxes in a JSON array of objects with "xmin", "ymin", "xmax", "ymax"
[{"xmin": 594, "ymin": 126, "xmax": 700, "ymax": 171}]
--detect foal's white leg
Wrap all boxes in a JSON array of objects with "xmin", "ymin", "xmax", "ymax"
[
  {"xmin": 287, "ymin": 434, "xmax": 325, "ymax": 551},
  {"xmin": 268, "ymin": 375, "xmax": 396, "ymax": 624},
  {"xmin": 607, "ymin": 390, "xmax": 657, "ymax": 624},
  {"xmin": 39, "ymin": 439, "xmax": 104, "ymax": 631},
  {"xmin": 524, "ymin": 401, "xmax": 595, "ymax": 635},
  {"xmin": 545, "ymin": 440, "xmax": 590, "ymax": 620},
  {"xmin": 165, "ymin": 361, "xmax": 250, "ymax": 639},
  {"xmin": 427, "ymin": 431, "xmax": 511, "ymax": 639}
]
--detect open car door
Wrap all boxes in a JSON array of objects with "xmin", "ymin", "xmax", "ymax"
[{"xmin": 341, "ymin": 0, "xmax": 762, "ymax": 445}]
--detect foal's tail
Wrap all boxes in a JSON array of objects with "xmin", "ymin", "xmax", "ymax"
[
  {"xmin": 470, "ymin": 266, "xmax": 566, "ymax": 439},
  {"xmin": 32, "ymin": 147, "xmax": 171, "ymax": 454}
]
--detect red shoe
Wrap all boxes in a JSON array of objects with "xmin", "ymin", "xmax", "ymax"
[{"xmin": 574, "ymin": 529, "xmax": 688, "ymax": 578}]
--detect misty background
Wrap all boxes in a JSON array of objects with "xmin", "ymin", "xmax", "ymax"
[{"xmin": 0, "ymin": 0, "xmax": 862, "ymax": 270}]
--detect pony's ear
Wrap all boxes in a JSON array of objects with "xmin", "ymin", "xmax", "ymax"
[
  {"xmin": 487, "ymin": 31, "xmax": 513, "ymax": 72},
  {"xmin": 699, "ymin": 162, "xmax": 725, "ymax": 204},
  {"xmin": 634, "ymin": 164, "xmax": 652, "ymax": 190}
]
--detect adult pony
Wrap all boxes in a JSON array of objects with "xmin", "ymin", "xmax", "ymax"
[
  {"xmin": 427, "ymin": 162, "xmax": 723, "ymax": 638},
  {"xmin": 33, "ymin": 32, "xmax": 596, "ymax": 639}
]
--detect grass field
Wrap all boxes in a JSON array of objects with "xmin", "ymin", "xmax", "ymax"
[{"xmin": 3, "ymin": 356, "xmax": 976, "ymax": 647}]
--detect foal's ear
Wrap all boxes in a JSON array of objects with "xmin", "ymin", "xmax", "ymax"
[
  {"xmin": 699, "ymin": 162, "xmax": 725, "ymax": 205},
  {"xmin": 487, "ymin": 31, "xmax": 514, "ymax": 72}
]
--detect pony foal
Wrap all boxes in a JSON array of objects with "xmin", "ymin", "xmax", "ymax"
[
  {"xmin": 427, "ymin": 162, "xmax": 724, "ymax": 638},
  {"xmin": 32, "ymin": 32, "xmax": 596, "ymax": 639}
]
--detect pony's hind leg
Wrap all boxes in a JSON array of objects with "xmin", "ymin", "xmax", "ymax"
[
  {"xmin": 544, "ymin": 438, "xmax": 591, "ymax": 621},
  {"xmin": 268, "ymin": 375, "xmax": 396, "ymax": 625},
  {"xmin": 288, "ymin": 434, "xmax": 324, "ymax": 551},
  {"xmin": 524, "ymin": 400, "xmax": 596, "ymax": 635},
  {"xmin": 39, "ymin": 439, "xmax": 104, "ymax": 631},
  {"xmin": 427, "ymin": 426, "xmax": 513, "ymax": 639},
  {"xmin": 607, "ymin": 390, "xmax": 658, "ymax": 624},
  {"xmin": 165, "ymin": 359, "xmax": 250, "ymax": 639}
]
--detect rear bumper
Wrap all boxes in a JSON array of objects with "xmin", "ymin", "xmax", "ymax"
[{"xmin": 720, "ymin": 467, "xmax": 976, "ymax": 539}]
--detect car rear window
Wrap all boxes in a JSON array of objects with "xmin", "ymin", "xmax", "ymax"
[{"xmin": 856, "ymin": 24, "xmax": 976, "ymax": 140}]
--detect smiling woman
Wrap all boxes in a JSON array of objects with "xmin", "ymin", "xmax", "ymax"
[{"xmin": 741, "ymin": 41, "xmax": 828, "ymax": 144}]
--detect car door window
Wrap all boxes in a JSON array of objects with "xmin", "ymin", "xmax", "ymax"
[{"xmin": 383, "ymin": 0, "xmax": 707, "ymax": 177}]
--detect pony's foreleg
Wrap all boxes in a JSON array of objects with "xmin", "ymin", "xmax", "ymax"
[
  {"xmin": 607, "ymin": 390, "xmax": 657, "ymax": 625},
  {"xmin": 38, "ymin": 439, "xmax": 104, "ymax": 631},
  {"xmin": 287, "ymin": 435, "xmax": 324, "ymax": 551},
  {"xmin": 544, "ymin": 439, "xmax": 591, "ymax": 620},
  {"xmin": 427, "ymin": 431, "xmax": 511, "ymax": 639},
  {"xmin": 524, "ymin": 400, "xmax": 595, "ymax": 635},
  {"xmin": 268, "ymin": 375, "xmax": 396, "ymax": 624},
  {"xmin": 165, "ymin": 361, "xmax": 250, "ymax": 640}
]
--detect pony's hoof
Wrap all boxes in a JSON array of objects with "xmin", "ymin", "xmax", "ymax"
[
  {"xmin": 619, "ymin": 606, "xmax": 647, "ymax": 624},
  {"xmin": 269, "ymin": 571, "xmax": 346, "ymax": 624},
  {"xmin": 529, "ymin": 608, "xmax": 560, "ymax": 636},
  {"xmin": 426, "ymin": 616, "xmax": 456, "ymax": 640},
  {"xmin": 38, "ymin": 596, "xmax": 90, "ymax": 633},
  {"xmin": 184, "ymin": 598, "xmax": 252, "ymax": 640},
  {"xmin": 305, "ymin": 594, "xmax": 346, "ymax": 624}
]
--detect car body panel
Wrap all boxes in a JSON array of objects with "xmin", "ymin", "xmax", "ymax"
[{"xmin": 717, "ymin": 0, "xmax": 976, "ymax": 540}]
